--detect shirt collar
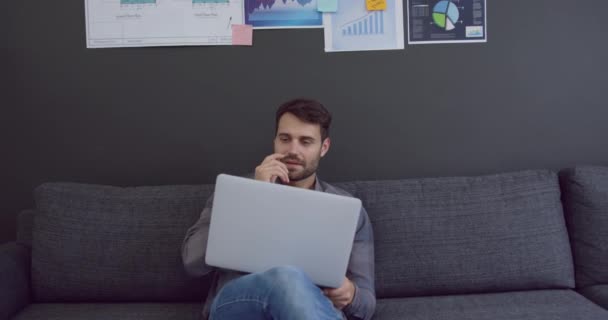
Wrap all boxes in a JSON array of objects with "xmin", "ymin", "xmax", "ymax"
[{"xmin": 313, "ymin": 175, "xmax": 323, "ymax": 191}]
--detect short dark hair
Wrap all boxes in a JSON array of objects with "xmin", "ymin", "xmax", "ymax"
[{"xmin": 275, "ymin": 98, "xmax": 332, "ymax": 141}]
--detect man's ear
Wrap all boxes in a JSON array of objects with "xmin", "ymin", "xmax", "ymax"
[{"xmin": 321, "ymin": 137, "xmax": 331, "ymax": 157}]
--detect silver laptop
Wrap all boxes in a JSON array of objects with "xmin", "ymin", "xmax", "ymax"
[{"xmin": 205, "ymin": 174, "xmax": 361, "ymax": 288}]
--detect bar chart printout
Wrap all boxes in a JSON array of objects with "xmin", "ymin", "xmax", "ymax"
[
  {"xmin": 323, "ymin": 0, "xmax": 404, "ymax": 52},
  {"xmin": 341, "ymin": 11, "xmax": 385, "ymax": 36}
]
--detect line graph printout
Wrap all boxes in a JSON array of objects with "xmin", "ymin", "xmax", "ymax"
[
  {"xmin": 85, "ymin": 0, "xmax": 244, "ymax": 48},
  {"xmin": 323, "ymin": 0, "xmax": 404, "ymax": 52}
]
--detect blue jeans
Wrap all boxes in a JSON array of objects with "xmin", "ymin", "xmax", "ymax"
[{"xmin": 210, "ymin": 266, "xmax": 345, "ymax": 320}]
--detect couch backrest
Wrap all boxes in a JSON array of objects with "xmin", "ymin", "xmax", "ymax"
[
  {"xmin": 559, "ymin": 166, "xmax": 608, "ymax": 288},
  {"xmin": 334, "ymin": 169, "xmax": 575, "ymax": 299},
  {"xmin": 27, "ymin": 169, "xmax": 577, "ymax": 302},
  {"xmin": 31, "ymin": 182, "xmax": 213, "ymax": 302}
]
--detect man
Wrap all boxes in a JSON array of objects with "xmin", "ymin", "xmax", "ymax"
[{"xmin": 181, "ymin": 98, "xmax": 376, "ymax": 320}]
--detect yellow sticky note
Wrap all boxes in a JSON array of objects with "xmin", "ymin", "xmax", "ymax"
[
  {"xmin": 232, "ymin": 24, "xmax": 253, "ymax": 46},
  {"xmin": 366, "ymin": 0, "xmax": 386, "ymax": 11}
]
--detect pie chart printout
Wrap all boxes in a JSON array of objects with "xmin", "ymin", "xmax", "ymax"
[{"xmin": 432, "ymin": 1, "xmax": 459, "ymax": 31}]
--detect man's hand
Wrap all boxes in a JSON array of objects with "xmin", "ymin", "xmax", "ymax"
[
  {"xmin": 323, "ymin": 277, "xmax": 356, "ymax": 310},
  {"xmin": 255, "ymin": 153, "xmax": 290, "ymax": 184}
]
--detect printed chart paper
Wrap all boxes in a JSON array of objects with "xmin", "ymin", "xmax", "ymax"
[
  {"xmin": 244, "ymin": 0, "xmax": 323, "ymax": 29},
  {"xmin": 323, "ymin": 0, "xmax": 404, "ymax": 52},
  {"xmin": 408, "ymin": 0, "xmax": 487, "ymax": 44},
  {"xmin": 85, "ymin": 0, "xmax": 244, "ymax": 48}
]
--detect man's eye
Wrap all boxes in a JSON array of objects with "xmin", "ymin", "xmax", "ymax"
[{"xmin": 280, "ymin": 138, "xmax": 289, "ymax": 142}]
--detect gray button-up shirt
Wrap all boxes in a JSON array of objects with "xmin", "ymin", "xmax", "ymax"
[{"xmin": 181, "ymin": 176, "xmax": 376, "ymax": 320}]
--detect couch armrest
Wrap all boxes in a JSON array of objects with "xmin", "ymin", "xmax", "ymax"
[
  {"xmin": 0, "ymin": 242, "xmax": 31, "ymax": 319},
  {"xmin": 17, "ymin": 209, "xmax": 36, "ymax": 248}
]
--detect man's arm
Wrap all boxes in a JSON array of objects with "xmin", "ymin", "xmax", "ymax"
[
  {"xmin": 181, "ymin": 194, "xmax": 215, "ymax": 277},
  {"xmin": 342, "ymin": 206, "xmax": 376, "ymax": 320}
]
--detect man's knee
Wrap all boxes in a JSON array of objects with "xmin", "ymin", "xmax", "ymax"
[
  {"xmin": 261, "ymin": 266, "xmax": 341, "ymax": 319},
  {"xmin": 214, "ymin": 266, "xmax": 339, "ymax": 320},
  {"xmin": 261, "ymin": 266, "xmax": 320, "ymax": 304},
  {"xmin": 262, "ymin": 265, "xmax": 312, "ymax": 285},
  {"xmin": 217, "ymin": 266, "xmax": 312, "ymax": 300}
]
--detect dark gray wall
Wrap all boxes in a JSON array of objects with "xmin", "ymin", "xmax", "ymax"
[{"xmin": 2, "ymin": 1, "xmax": 608, "ymax": 244}]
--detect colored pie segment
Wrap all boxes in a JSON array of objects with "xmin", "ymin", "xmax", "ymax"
[
  {"xmin": 433, "ymin": 13, "xmax": 446, "ymax": 28},
  {"xmin": 432, "ymin": 1, "xmax": 459, "ymax": 31}
]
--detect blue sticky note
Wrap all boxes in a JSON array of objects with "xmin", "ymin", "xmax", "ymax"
[{"xmin": 318, "ymin": 0, "xmax": 338, "ymax": 12}]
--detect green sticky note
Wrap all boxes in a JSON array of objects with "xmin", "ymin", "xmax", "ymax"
[{"xmin": 318, "ymin": 0, "xmax": 337, "ymax": 12}]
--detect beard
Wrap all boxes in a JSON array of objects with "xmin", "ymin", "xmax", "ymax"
[{"xmin": 282, "ymin": 153, "xmax": 320, "ymax": 182}]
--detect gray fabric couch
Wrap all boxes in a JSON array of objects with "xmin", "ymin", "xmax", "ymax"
[{"xmin": 2, "ymin": 166, "xmax": 608, "ymax": 320}]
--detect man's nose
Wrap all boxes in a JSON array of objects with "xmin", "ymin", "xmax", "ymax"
[{"xmin": 288, "ymin": 142, "xmax": 300, "ymax": 154}]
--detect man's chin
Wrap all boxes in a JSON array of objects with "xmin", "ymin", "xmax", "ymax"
[{"xmin": 288, "ymin": 170, "xmax": 315, "ymax": 182}]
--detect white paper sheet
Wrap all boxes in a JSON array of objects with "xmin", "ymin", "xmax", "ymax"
[
  {"xmin": 85, "ymin": 0, "xmax": 244, "ymax": 48},
  {"xmin": 323, "ymin": 0, "xmax": 404, "ymax": 52}
]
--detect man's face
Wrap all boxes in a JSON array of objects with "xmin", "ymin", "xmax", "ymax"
[{"xmin": 274, "ymin": 113, "xmax": 330, "ymax": 182}]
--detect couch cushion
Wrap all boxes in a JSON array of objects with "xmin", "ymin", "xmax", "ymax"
[
  {"xmin": 335, "ymin": 170, "xmax": 575, "ymax": 298},
  {"xmin": 373, "ymin": 290, "xmax": 608, "ymax": 320},
  {"xmin": 578, "ymin": 285, "xmax": 608, "ymax": 311},
  {"xmin": 559, "ymin": 166, "xmax": 608, "ymax": 288},
  {"xmin": 11, "ymin": 303, "xmax": 202, "ymax": 320},
  {"xmin": 32, "ymin": 182, "xmax": 213, "ymax": 302}
]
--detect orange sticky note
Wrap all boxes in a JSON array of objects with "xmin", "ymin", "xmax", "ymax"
[
  {"xmin": 366, "ymin": 0, "xmax": 386, "ymax": 11},
  {"xmin": 232, "ymin": 24, "xmax": 253, "ymax": 46}
]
